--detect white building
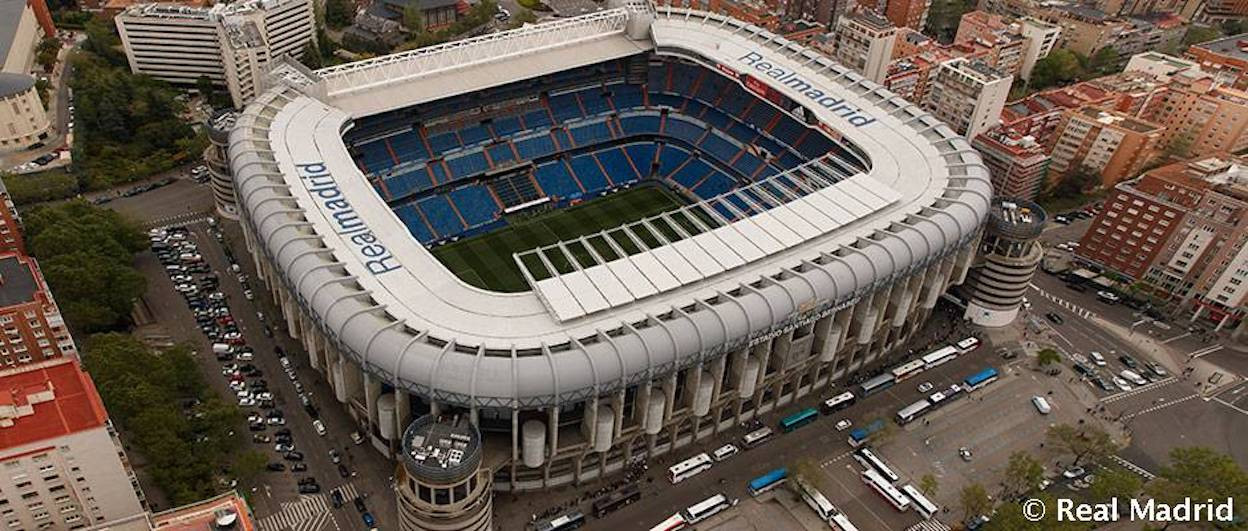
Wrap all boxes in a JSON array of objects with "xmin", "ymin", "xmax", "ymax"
[
  {"xmin": 115, "ymin": 0, "xmax": 314, "ymax": 108},
  {"xmin": 0, "ymin": 359, "xmax": 146, "ymax": 530},
  {"xmin": 833, "ymin": 10, "xmax": 897, "ymax": 84},
  {"xmin": 923, "ymin": 57, "xmax": 1011, "ymax": 140},
  {"xmin": 0, "ymin": 73, "xmax": 49, "ymax": 152},
  {"xmin": 1124, "ymin": 51, "xmax": 1199, "ymax": 81},
  {"xmin": 1017, "ymin": 16, "xmax": 1059, "ymax": 82}
]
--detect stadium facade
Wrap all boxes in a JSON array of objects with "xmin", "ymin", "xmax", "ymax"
[{"xmin": 228, "ymin": 1, "xmax": 993, "ymax": 491}]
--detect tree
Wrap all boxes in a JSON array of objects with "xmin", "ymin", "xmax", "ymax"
[
  {"xmin": 1046, "ymin": 424, "xmax": 1118, "ymax": 467},
  {"xmin": 403, "ymin": 4, "xmax": 426, "ymax": 33},
  {"xmin": 82, "ymin": 17, "xmax": 123, "ymax": 65},
  {"xmin": 924, "ymin": 0, "xmax": 977, "ymax": 44},
  {"xmin": 919, "ymin": 474, "xmax": 939, "ymax": 497},
  {"xmin": 1044, "ymin": 165, "xmax": 1100, "ymax": 200},
  {"xmin": 1183, "ymin": 25, "xmax": 1222, "ymax": 46},
  {"xmin": 1089, "ymin": 467, "xmax": 1142, "ymax": 503},
  {"xmin": 324, "ymin": 0, "xmax": 355, "ymax": 29},
  {"xmin": 1003, "ymin": 451, "xmax": 1046, "ymax": 499},
  {"xmin": 35, "ymin": 37, "xmax": 60, "ymax": 72},
  {"xmin": 960, "ymin": 483, "xmax": 992, "ymax": 520},
  {"xmin": 1029, "ymin": 50, "xmax": 1086, "ymax": 90},
  {"xmin": 507, "ymin": 7, "xmax": 537, "ymax": 28},
  {"xmin": 231, "ymin": 450, "xmax": 269, "ymax": 484},
  {"xmin": 987, "ymin": 494, "xmax": 1094, "ymax": 531},
  {"xmin": 1086, "ymin": 46, "xmax": 1119, "ymax": 76},
  {"xmin": 0, "ymin": 170, "xmax": 78, "ymax": 205},
  {"xmin": 299, "ymin": 43, "xmax": 323, "ymax": 69},
  {"xmin": 1037, "ymin": 348, "xmax": 1062, "ymax": 367},
  {"xmin": 1222, "ymin": 19, "xmax": 1246, "ymax": 36},
  {"xmin": 1144, "ymin": 447, "xmax": 1248, "ymax": 528}
]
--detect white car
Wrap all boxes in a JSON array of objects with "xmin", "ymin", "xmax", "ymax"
[
  {"xmin": 1090, "ymin": 352, "xmax": 1107, "ymax": 366},
  {"xmin": 835, "ymin": 419, "xmax": 852, "ymax": 431},
  {"xmin": 274, "ymin": 443, "xmax": 294, "ymax": 453},
  {"xmin": 237, "ymin": 352, "xmax": 254, "ymax": 362},
  {"xmin": 238, "ymin": 397, "xmax": 256, "ymax": 407},
  {"xmin": 1112, "ymin": 377, "xmax": 1133, "ymax": 392},
  {"xmin": 917, "ymin": 382, "xmax": 934, "ymax": 393},
  {"xmin": 313, "ymin": 419, "xmax": 327, "ymax": 437},
  {"xmin": 267, "ymin": 416, "xmax": 286, "ymax": 426},
  {"xmin": 1063, "ymin": 467, "xmax": 1086, "ymax": 479},
  {"xmin": 244, "ymin": 290, "xmax": 255, "ymax": 301}
]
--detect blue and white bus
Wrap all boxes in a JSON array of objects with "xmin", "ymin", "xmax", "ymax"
[
  {"xmin": 847, "ymin": 419, "xmax": 885, "ymax": 448},
  {"xmin": 855, "ymin": 447, "xmax": 899, "ymax": 483},
  {"xmin": 747, "ymin": 468, "xmax": 787, "ymax": 497},
  {"xmin": 963, "ymin": 367, "xmax": 999, "ymax": 391},
  {"xmin": 901, "ymin": 484, "xmax": 939, "ymax": 519},
  {"xmin": 859, "ymin": 374, "xmax": 895, "ymax": 396},
  {"xmin": 862, "ymin": 469, "xmax": 910, "ymax": 512},
  {"xmin": 779, "ymin": 407, "xmax": 819, "ymax": 433}
]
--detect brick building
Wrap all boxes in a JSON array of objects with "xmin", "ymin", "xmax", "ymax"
[{"xmin": 1047, "ymin": 106, "xmax": 1164, "ymax": 186}]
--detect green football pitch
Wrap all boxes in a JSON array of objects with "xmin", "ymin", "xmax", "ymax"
[{"xmin": 432, "ymin": 185, "xmax": 687, "ymax": 292}]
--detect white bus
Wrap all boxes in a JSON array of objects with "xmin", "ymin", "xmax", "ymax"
[
  {"xmin": 891, "ymin": 359, "xmax": 926, "ymax": 381},
  {"xmin": 830, "ymin": 512, "xmax": 859, "ymax": 531},
  {"xmin": 821, "ymin": 391, "xmax": 856, "ymax": 413},
  {"xmin": 921, "ymin": 346, "xmax": 959, "ymax": 369},
  {"xmin": 668, "ymin": 453, "xmax": 713, "ymax": 484},
  {"xmin": 895, "ymin": 398, "xmax": 931, "ymax": 425},
  {"xmin": 647, "ymin": 514, "xmax": 688, "ymax": 531},
  {"xmin": 901, "ymin": 484, "xmax": 939, "ymax": 519},
  {"xmin": 855, "ymin": 448, "xmax": 900, "ymax": 483},
  {"xmin": 955, "ymin": 337, "xmax": 981, "ymax": 353},
  {"xmin": 741, "ymin": 426, "xmax": 775, "ymax": 448},
  {"xmin": 680, "ymin": 493, "xmax": 735, "ymax": 524},
  {"xmin": 861, "ymin": 469, "xmax": 910, "ymax": 512},
  {"xmin": 795, "ymin": 477, "xmax": 837, "ymax": 522}
]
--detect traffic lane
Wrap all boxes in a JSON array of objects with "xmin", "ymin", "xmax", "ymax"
[
  {"xmin": 1120, "ymin": 389, "xmax": 1248, "ymax": 472},
  {"xmin": 1026, "ymin": 290, "xmax": 1148, "ymax": 380},
  {"xmin": 188, "ymin": 224, "xmax": 358, "ymax": 519},
  {"xmin": 216, "ymin": 221, "xmax": 395, "ymax": 529},
  {"xmin": 819, "ymin": 460, "xmax": 913, "ymax": 531},
  {"xmin": 592, "ymin": 344, "xmax": 1002, "ymax": 530},
  {"xmin": 104, "ymin": 178, "xmax": 215, "ymax": 223}
]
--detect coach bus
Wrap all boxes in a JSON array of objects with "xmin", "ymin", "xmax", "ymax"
[
  {"xmin": 742, "ymin": 426, "xmax": 776, "ymax": 448},
  {"xmin": 747, "ymin": 468, "xmax": 787, "ymax": 496},
  {"xmin": 963, "ymin": 367, "xmax": 999, "ymax": 391},
  {"xmin": 862, "ymin": 469, "xmax": 910, "ymax": 512},
  {"xmin": 534, "ymin": 510, "xmax": 586, "ymax": 531},
  {"xmin": 592, "ymin": 483, "xmax": 641, "ymax": 518},
  {"xmin": 921, "ymin": 346, "xmax": 959, "ymax": 369},
  {"xmin": 821, "ymin": 391, "xmax": 856, "ymax": 413},
  {"xmin": 891, "ymin": 359, "xmax": 926, "ymax": 382},
  {"xmin": 794, "ymin": 477, "xmax": 837, "ymax": 522},
  {"xmin": 680, "ymin": 493, "xmax": 735, "ymax": 524},
  {"xmin": 859, "ymin": 374, "xmax": 895, "ymax": 396},
  {"xmin": 830, "ymin": 511, "xmax": 859, "ymax": 531},
  {"xmin": 668, "ymin": 453, "xmax": 712, "ymax": 484},
  {"xmin": 855, "ymin": 447, "xmax": 900, "ymax": 483},
  {"xmin": 955, "ymin": 336, "xmax": 981, "ymax": 353},
  {"xmin": 847, "ymin": 418, "xmax": 885, "ymax": 447},
  {"xmin": 647, "ymin": 514, "xmax": 687, "ymax": 531},
  {"xmin": 895, "ymin": 398, "xmax": 932, "ymax": 425},
  {"xmin": 779, "ymin": 407, "xmax": 819, "ymax": 432},
  {"xmin": 901, "ymin": 484, "xmax": 939, "ymax": 519}
]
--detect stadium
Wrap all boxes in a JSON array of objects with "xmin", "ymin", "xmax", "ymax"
[{"xmin": 229, "ymin": 1, "xmax": 992, "ymax": 491}]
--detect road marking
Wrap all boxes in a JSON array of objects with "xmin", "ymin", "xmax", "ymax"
[
  {"xmin": 1186, "ymin": 345, "xmax": 1224, "ymax": 360},
  {"xmin": 145, "ymin": 211, "xmax": 213, "ymax": 230},
  {"xmin": 1028, "ymin": 285, "xmax": 1095, "ymax": 319},
  {"xmin": 821, "ymin": 450, "xmax": 851, "ymax": 468},
  {"xmin": 1100, "ymin": 377, "xmax": 1178, "ymax": 404},
  {"xmin": 258, "ymin": 481, "xmax": 358, "ymax": 531},
  {"xmin": 1110, "ymin": 455, "xmax": 1156, "ymax": 480},
  {"xmin": 1121, "ymin": 393, "xmax": 1197, "ymax": 421},
  {"xmin": 1214, "ymin": 397, "xmax": 1248, "ymax": 417},
  {"xmin": 1161, "ymin": 332, "xmax": 1191, "ymax": 344}
]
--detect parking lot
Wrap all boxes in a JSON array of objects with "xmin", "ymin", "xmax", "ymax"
[{"xmin": 138, "ymin": 220, "xmax": 392, "ymax": 531}]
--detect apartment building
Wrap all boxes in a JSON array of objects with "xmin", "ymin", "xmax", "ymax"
[
  {"xmin": 1047, "ymin": 106, "xmax": 1163, "ymax": 186},
  {"xmin": 884, "ymin": 0, "xmax": 929, "ymax": 31},
  {"xmin": 0, "ymin": 251, "xmax": 77, "ymax": 368},
  {"xmin": 115, "ymin": 0, "xmax": 314, "ymax": 108},
  {"xmin": 885, "ymin": 50, "xmax": 944, "ymax": 102},
  {"xmin": 1038, "ymin": 6, "xmax": 1129, "ymax": 57},
  {"xmin": 1144, "ymin": 70, "xmax": 1248, "ymax": 159},
  {"xmin": 833, "ymin": 9, "xmax": 897, "ymax": 83},
  {"xmin": 0, "ymin": 180, "xmax": 21, "ymax": 255},
  {"xmin": 1125, "ymin": 51, "xmax": 1199, "ymax": 81},
  {"xmin": 923, "ymin": 57, "xmax": 1012, "ymax": 139},
  {"xmin": 1018, "ymin": 16, "xmax": 1060, "ymax": 81},
  {"xmin": 1078, "ymin": 156, "xmax": 1248, "ymax": 329},
  {"xmin": 0, "ymin": 0, "xmax": 47, "ymax": 75},
  {"xmin": 972, "ymin": 129, "xmax": 1051, "ymax": 199},
  {"xmin": 999, "ymin": 71, "xmax": 1165, "ymax": 146},
  {"xmin": 785, "ymin": 0, "xmax": 855, "ymax": 27},
  {"xmin": 1185, "ymin": 33, "xmax": 1248, "ymax": 90},
  {"xmin": 0, "ymin": 359, "xmax": 146, "ymax": 531}
]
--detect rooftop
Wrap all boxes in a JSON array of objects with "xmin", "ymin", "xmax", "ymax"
[
  {"xmin": 846, "ymin": 9, "xmax": 893, "ymax": 31},
  {"xmin": 1193, "ymin": 33, "xmax": 1248, "ymax": 61},
  {"xmin": 0, "ymin": 0, "xmax": 28, "ymax": 70},
  {"xmin": 151, "ymin": 491, "xmax": 256, "ymax": 531},
  {"xmin": 0, "ymin": 359, "xmax": 109, "ymax": 452},
  {"xmin": 1075, "ymin": 107, "xmax": 1161, "ymax": 133},
  {"xmin": 0, "ymin": 73, "xmax": 35, "ymax": 100},
  {"xmin": 401, "ymin": 415, "xmax": 482, "ymax": 484},
  {"xmin": 0, "ymin": 253, "xmax": 40, "ymax": 307}
]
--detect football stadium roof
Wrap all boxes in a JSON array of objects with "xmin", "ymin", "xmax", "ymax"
[{"xmin": 230, "ymin": 2, "xmax": 991, "ymax": 408}]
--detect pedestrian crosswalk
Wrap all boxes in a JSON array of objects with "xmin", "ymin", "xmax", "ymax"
[
  {"xmin": 257, "ymin": 482, "xmax": 359, "ymax": 531},
  {"xmin": 145, "ymin": 211, "xmax": 213, "ymax": 230},
  {"xmin": 1110, "ymin": 455, "xmax": 1156, "ymax": 480},
  {"xmin": 1100, "ymin": 376, "xmax": 1177, "ymax": 404},
  {"xmin": 906, "ymin": 519, "xmax": 952, "ymax": 531},
  {"xmin": 1029, "ymin": 285, "xmax": 1095, "ymax": 319},
  {"xmin": 1121, "ymin": 393, "xmax": 1196, "ymax": 421}
]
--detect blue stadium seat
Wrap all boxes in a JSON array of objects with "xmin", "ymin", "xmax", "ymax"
[
  {"xmin": 671, "ymin": 158, "xmax": 712, "ymax": 189},
  {"xmin": 623, "ymin": 144, "xmax": 656, "ymax": 174},
  {"xmin": 534, "ymin": 162, "xmax": 582, "ymax": 198},
  {"xmin": 724, "ymin": 194, "xmax": 755, "ymax": 216},
  {"xmin": 390, "ymin": 131, "xmax": 429, "ymax": 163},
  {"xmin": 612, "ymin": 85, "xmax": 644, "ymax": 110},
  {"xmin": 449, "ymin": 186, "xmax": 499, "ymax": 227},
  {"xmin": 549, "ymin": 93, "xmax": 583, "ymax": 121},
  {"xmin": 699, "ymin": 133, "xmax": 739, "ymax": 163},
  {"xmin": 663, "ymin": 118, "xmax": 705, "ymax": 144},
  {"xmin": 579, "ymin": 91, "xmax": 611, "ymax": 116},
  {"xmin": 459, "ymin": 125, "xmax": 491, "ymax": 147},
  {"xmin": 487, "ymin": 143, "xmax": 515, "ymax": 166},
  {"xmin": 394, "ymin": 204, "xmax": 436, "ymax": 244},
  {"xmin": 383, "ymin": 167, "xmax": 433, "ymax": 200},
  {"xmin": 569, "ymin": 121, "xmax": 612, "ymax": 146},
  {"xmin": 418, "ymin": 196, "xmax": 465, "ymax": 237},
  {"xmin": 355, "ymin": 141, "xmax": 393, "ymax": 174},
  {"xmin": 683, "ymin": 100, "xmax": 709, "ymax": 120},
  {"xmin": 428, "ymin": 132, "xmax": 460, "ymax": 155},
  {"xmin": 728, "ymin": 122, "xmax": 758, "ymax": 145},
  {"xmin": 429, "ymin": 162, "xmax": 449, "ymax": 186},
  {"xmin": 446, "ymin": 151, "xmax": 489, "ymax": 179},
  {"xmin": 620, "ymin": 115, "xmax": 661, "ymax": 136},
  {"xmin": 514, "ymin": 134, "xmax": 556, "ymax": 160},
  {"xmin": 492, "ymin": 116, "xmax": 523, "ymax": 137},
  {"xmin": 655, "ymin": 145, "xmax": 692, "ymax": 178},
  {"xmin": 596, "ymin": 148, "xmax": 638, "ymax": 182},
  {"xmin": 731, "ymin": 153, "xmax": 764, "ymax": 178},
  {"xmin": 523, "ymin": 110, "xmax": 552, "ymax": 130},
  {"xmin": 779, "ymin": 152, "xmax": 803, "ymax": 169},
  {"xmin": 799, "ymin": 133, "xmax": 836, "ymax": 160},
  {"xmin": 649, "ymin": 93, "xmax": 684, "ymax": 109},
  {"xmin": 701, "ymin": 108, "xmax": 732, "ymax": 131},
  {"xmin": 746, "ymin": 104, "xmax": 778, "ymax": 128},
  {"xmin": 569, "ymin": 155, "xmax": 610, "ymax": 191},
  {"xmin": 693, "ymin": 173, "xmax": 734, "ymax": 199},
  {"xmin": 771, "ymin": 116, "xmax": 806, "ymax": 142},
  {"xmin": 695, "ymin": 74, "xmax": 725, "ymax": 102},
  {"xmin": 647, "ymin": 65, "xmax": 666, "ymax": 90}
]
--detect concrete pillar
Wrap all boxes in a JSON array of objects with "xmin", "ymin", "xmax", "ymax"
[
  {"xmin": 365, "ymin": 373, "xmax": 382, "ymax": 435},
  {"xmin": 394, "ymin": 389, "xmax": 412, "ymax": 455},
  {"xmin": 582, "ymin": 396, "xmax": 600, "ymax": 449},
  {"xmin": 612, "ymin": 389, "xmax": 625, "ymax": 440},
  {"xmin": 282, "ymin": 293, "xmax": 299, "ymax": 340},
  {"xmin": 710, "ymin": 356, "xmax": 726, "ymax": 434},
  {"xmin": 547, "ymin": 407, "xmax": 560, "ymax": 459}
]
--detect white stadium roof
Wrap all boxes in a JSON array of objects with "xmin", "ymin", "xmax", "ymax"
[{"xmin": 229, "ymin": 2, "xmax": 992, "ymax": 408}]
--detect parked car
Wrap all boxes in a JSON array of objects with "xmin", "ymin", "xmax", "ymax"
[
  {"xmin": 329, "ymin": 449, "xmax": 341, "ymax": 464},
  {"xmin": 338, "ymin": 464, "xmax": 351, "ymax": 478},
  {"xmin": 292, "ymin": 463, "xmax": 307, "ymax": 472},
  {"xmin": 1090, "ymin": 352, "xmax": 1107, "ymax": 366},
  {"xmin": 711, "ymin": 444, "xmax": 739, "ymax": 462},
  {"xmin": 1146, "ymin": 362, "xmax": 1168, "ymax": 378},
  {"xmin": 917, "ymin": 382, "xmax": 933, "ymax": 393},
  {"xmin": 298, "ymin": 484, "xmax": 321, "ymax": 494},
  {"xmin": 1112, "ymin": 377, "xmax": 1133, "ymax": 392},
  {"xmin": 959, "ymin": 447, "xmax": 973, "ymax": 462},
  {"xmin": 283, "ymin": 451, "xmax": 304, "ymax": 461},
  {"xmin": 362, "ymin": 513, "xmax": 375, "ymax": 528},
  {"xmin": 1118, "ymin": 355, "xmax": 1140, "ymax": 369},
  {"xmin": 1046, "ymin": 312, "xmax": 1064, "ymax": 324},
  {"xmin": 313, "ymin": 419, "xmax": 327, "ymax": 436},
  {"xmin": 354, "ymin": 497, "xmax": 366, "ymax": 513},
  {"xmin": 331, "ymin": 490, "xmax": 345, "ymax": 508},
  {"xmin": 266, "ymin": 463, "xmax": 286, "ymax": 472},
  {"xmin": 1063, "ymin": 467, "xmax": 1086, "ymax": 479}
]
